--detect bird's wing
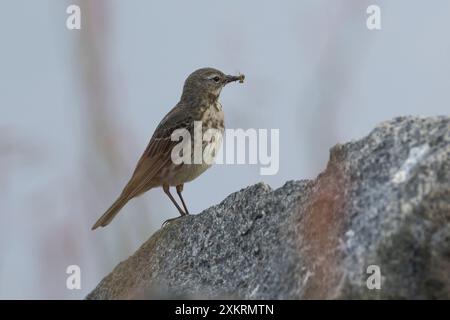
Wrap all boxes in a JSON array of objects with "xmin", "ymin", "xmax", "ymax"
[{"xmin": 121, "ymin": 104, "xmax": 193, "ymax": 198}]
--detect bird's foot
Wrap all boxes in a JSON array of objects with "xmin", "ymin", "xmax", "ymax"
[{"xmin": 162, "ymin": 215, "xmax": 185, "ymax": 227}]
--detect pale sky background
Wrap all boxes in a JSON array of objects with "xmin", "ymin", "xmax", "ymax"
[{"xmin": 0, "ymin": 0, "xmax": 449, "ymax": 299}]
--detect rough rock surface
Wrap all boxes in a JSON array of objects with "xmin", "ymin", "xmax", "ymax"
[{"xmin": 87, "ymin": 116, "xmax": 450, "ymax": 299}]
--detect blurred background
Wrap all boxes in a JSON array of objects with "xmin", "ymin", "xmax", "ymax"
[{"xmin": 0, "ymin": 0, "xmax": 449, "ymax": 299}]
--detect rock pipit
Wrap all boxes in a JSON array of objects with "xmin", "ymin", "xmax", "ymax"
[{"xmin": 92, "ymin": 67, "xmax": 244, "ymax": 230}]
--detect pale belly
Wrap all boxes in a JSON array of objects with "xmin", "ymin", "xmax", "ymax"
[
  {"xmin": 167, "ymin": 162, "xmax": 213, "ymax": 186},
  {"xmin": 153, "ymin": 131, "xmax": 223, "ymax": 187}
]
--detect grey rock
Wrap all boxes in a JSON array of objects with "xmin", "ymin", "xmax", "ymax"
[{"xmin": 87, "ymin": 116, "xmax": 450, "ymax": 299}]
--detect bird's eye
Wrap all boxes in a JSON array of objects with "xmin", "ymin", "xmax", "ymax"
[{"xmin": 212, "ymin": 76, "xmax": 220, "ymax": 82}]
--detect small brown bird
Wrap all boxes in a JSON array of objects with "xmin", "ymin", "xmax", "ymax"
[{"xmin": 92, "ymin": 67, "xmax": 244, "ymax": 230}]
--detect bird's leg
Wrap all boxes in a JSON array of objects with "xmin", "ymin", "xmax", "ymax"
[
  {"xmin": 176, "ymin": 184, "xmax": 190, "ymax": 215},
  {"xmin": 163, "ymin": 184, "xmax": 186, "ymax": 216},
  {"xmin": 162, "ymin": 184, "xmax": 187, "ymax": 227}
]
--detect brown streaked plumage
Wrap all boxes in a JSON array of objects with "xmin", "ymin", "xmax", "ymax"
[{"xmin": 92, "ymin": 68, "xmax": 244, "ymax": 230}]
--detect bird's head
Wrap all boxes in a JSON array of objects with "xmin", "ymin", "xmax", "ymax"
[{"xmin": 181, "ymin": 67, "xmax": 244, "ymax": 103}]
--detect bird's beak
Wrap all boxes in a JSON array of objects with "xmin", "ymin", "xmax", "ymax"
[{"xmin": 225, "ymin": 74, "xmax": 245, "ymax": 84}]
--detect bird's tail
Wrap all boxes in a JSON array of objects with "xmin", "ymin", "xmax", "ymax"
[{"xmin": 91, "ymin": 194, "xmax": 131, "ymax": 230}]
